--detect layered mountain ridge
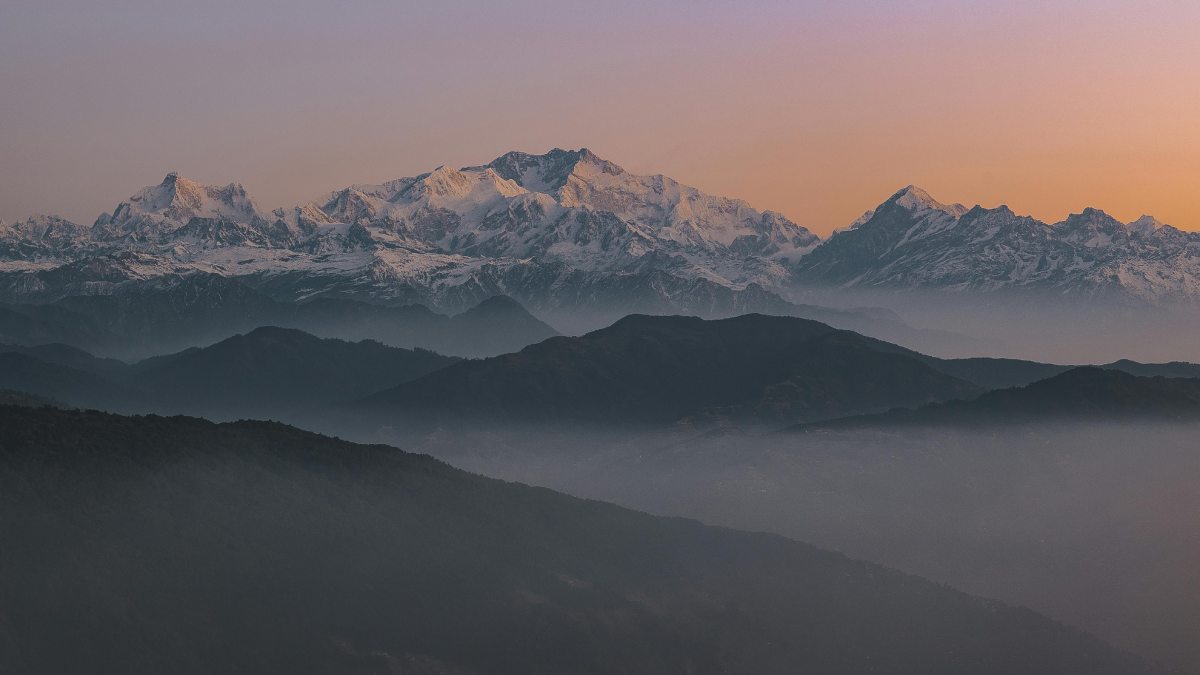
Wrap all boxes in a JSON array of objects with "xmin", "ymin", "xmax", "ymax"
[{"xmin": 3, "ymin": 151, "xmax": 1198, "ymax": 315}]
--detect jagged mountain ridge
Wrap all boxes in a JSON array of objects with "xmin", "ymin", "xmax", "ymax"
[
  {"xmin": 792, "ymin": 185, "xmax": 1200, "ymax": 302},
  {"xmin": 0, "ymin": 149, "xmax": 819, "ymax": 316},
  {"xmin": 3, "ymin": 153, "xmax": 1198, "ymax": 312}
]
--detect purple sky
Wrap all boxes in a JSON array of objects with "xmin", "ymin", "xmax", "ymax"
[{"xmin": 2, "ymin": 0, "xmax": 1197, "ymax": 235}]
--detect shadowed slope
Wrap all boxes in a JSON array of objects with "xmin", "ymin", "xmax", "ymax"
[
  {"xmin": 350, "ymin": 314, "xmax": 982, "ymax": 429},
  {"xmin": 0, "ymin": 406, "xmax": 1161, "ymax": 675}
]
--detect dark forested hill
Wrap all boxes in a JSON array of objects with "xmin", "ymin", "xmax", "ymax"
[
  {"xmin": 0, "ymin": 406, "xmax": 1160, "ymax": 675},
  {"xmin": 129, "ymin": 326, "xmax": 458, "ymax": 419},
  {"xmin": 349, "ymin": 313, "xmax": 983, "ymax": 430},
  {"xmin": 0, "ymin": 352, "xmax": 137, "ymax": 410},
  {"xmin": 1, "ymin": 328, "xmax": 459, "ymax": 420}
]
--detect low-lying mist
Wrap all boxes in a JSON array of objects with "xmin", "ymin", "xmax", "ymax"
[
  {"xmin": 352, "ymin": 421, "xmax": 1200, "ymax": 674},
  {"xmin": 787, "ymin": 287, "xmax": 1200, "ymax": 363}
]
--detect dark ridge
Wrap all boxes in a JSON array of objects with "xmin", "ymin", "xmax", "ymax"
[
  {"xmin": 347, "ymin": 313, "xmax": 981, "ymax": 429},
  {"xmin": 793, "ymin": 367, "xmax": 1200, "ymax": 431}
]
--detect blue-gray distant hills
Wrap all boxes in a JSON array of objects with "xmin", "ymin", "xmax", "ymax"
[
  {"xmin": 0, "ymin": 283, "xmax": 557, "ymax": 360},
  {"xmin": 794, "ymin": 366, "xmax": 1200, "ymax": 431}
]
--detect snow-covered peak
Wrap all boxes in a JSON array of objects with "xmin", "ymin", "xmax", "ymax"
[
  {"xmin": 111, "ymin": 173, "xmax": 265, "ymax": 229},
  {"xmin": 1061, "ymin": 206, "xmax": 1120, "ymax": 223},
  {"xmin": 886, "ymin": 185, "xmax": 968, "ymax": 217},
  {"xmin": 272, "ymin": 202, "xmax": 337, "ymax": 236},
  {"xmin": 844, "ymin": 209, "xmax": 876, "ymax": 231},
  {"xmin": 408, "ymin": 165, "xmax": 526, "ymax": 203},
  {"xmin": 419, "ymin": 165, "xmax": 474, "ymax": 199},
  {"xmin": 479, "ymin": 148, "xmax": 624, "ymax": 195},
  {"xmin": 0, "ymin": 214, "xmax": 86, "ymax": 245},
  {"xmin": 1127, "ymin": 215, "xmax": 1164, "ymax": 236},
  {"xmin": 1056, "ymin": 208, "xmax": 1133, "ymax": 248}
]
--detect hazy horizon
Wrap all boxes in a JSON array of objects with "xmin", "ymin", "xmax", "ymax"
[{"xmin": 3, "ymin": 0, "xmax": 1198, "ymax": 235}]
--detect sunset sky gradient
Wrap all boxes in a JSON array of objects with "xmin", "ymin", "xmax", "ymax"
[{"xmin": 1, "ymin": 0, "xmax": 1197, "ymax": 235}]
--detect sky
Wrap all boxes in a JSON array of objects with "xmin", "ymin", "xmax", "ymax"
[{"xmin": 1, "ymin": 0, "xmax": 1197, "ymax": 236}]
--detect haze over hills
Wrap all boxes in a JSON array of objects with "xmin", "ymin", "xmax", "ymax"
[
  {"xmin": 8, "ymin": 312, "xmax": 1200, "ymax": 433},
  {"xmin": 0, "ymin": 284, "xmax": 557, "ymax": 360},
  {"xmin": 481, "ymin": 419, "xmax": 1200, "ymax": 675},
  {"xmin": 0, "ymin": 328, "xmax": 460, "ymax": 419},
  {"xmin": 332, "ymin": 314, "xmax": 1200, "ymax": 439},
  {"xmin": 0, "ymin": 405, "xmax": 1163, "ymax": 675},
  {"xmin": 795, "ymin": 367, "xmax": 1200, "ymax": 430},
  {"xmin": 3, "ymin": 314, "xmax": 1200, "ymax": 672}
]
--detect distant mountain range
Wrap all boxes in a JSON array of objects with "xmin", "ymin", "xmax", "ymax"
[
  {"xmin": 3, "ymin": 149, "xmax": 1196, "ymax": 330},
  {"xmin": 0, "ymin": 150, "xmax": 819, "ymax": 320},
  {"xmin": 0, "ymin": 327, "xmax": 458, "ymax": 418},
  {"xmin": 797, "ymin": 367, "xmax": 1200, "ymax": 430},
  {"xmin": 0, "ymin": 284, "xmax": 557, "ymax": 359},
  {"xmin": 0, "ymin": 404, "xmax": 1162, "ymax": 674},
  {"xmin": 792, "ymin": 186, "xmax": 1200, "ymax": 303}
]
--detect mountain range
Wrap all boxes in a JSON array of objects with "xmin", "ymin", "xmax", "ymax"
[
  {"xmin": 792, "ymin": 186, "xmax": 1200, "ymax": 303},
  {"xmin": 3, "ymin": 149, "xmax": 1197, "ymax": 331},
  {"xmin": 8, "ymin": 313, "xmax": 1200, "ymax": 431},
  {"xmin": 0, "ymin": 404, "xmax": 1162, "ymax": 674},
  {"xmin": 796, "ymin": 367, "xmax": 1200, "ymax": 430},
  {"xmin": 0, "ymin": 150, "xmax": 818, "ymax": 321},
  {"xmin": 0, "ymin": 327, "xmax": 458, "ymax": 418},
  {"xmin": 0, "ymin": 284, "xmax": 557, "ymax": 359}
]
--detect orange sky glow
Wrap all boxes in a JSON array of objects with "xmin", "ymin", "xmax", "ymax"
[{"xmin": 1, "ymin": 0, "xmax": 1197, "ymax": 236}]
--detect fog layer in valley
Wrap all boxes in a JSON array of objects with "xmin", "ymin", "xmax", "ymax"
[
  {"xmin": 364, "ymin": 422, "xmax": 1200, "ymax": 674},
  {"xmin": 788, "ymin": 288, "xmax": 1200, "ymax": 364}
]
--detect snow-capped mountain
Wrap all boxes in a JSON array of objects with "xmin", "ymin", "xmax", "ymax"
[
  {"xmin": 2, "ymin": 152, "xmax": 1198, "ymax": 314},
  {"xmin": 0, "ymin": 215, "xmax": 89, "ymax": 259},
  {"xmin": 791, "ymin": 185, "xmax": 1200, "ymax": 303},
  {"xmin": 0, "ymin": 149, "xmax": 819, "ymax": 315},
  {"xmin": 299, "ymin": 148, "xmax": 817, "ymax": 284}
]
